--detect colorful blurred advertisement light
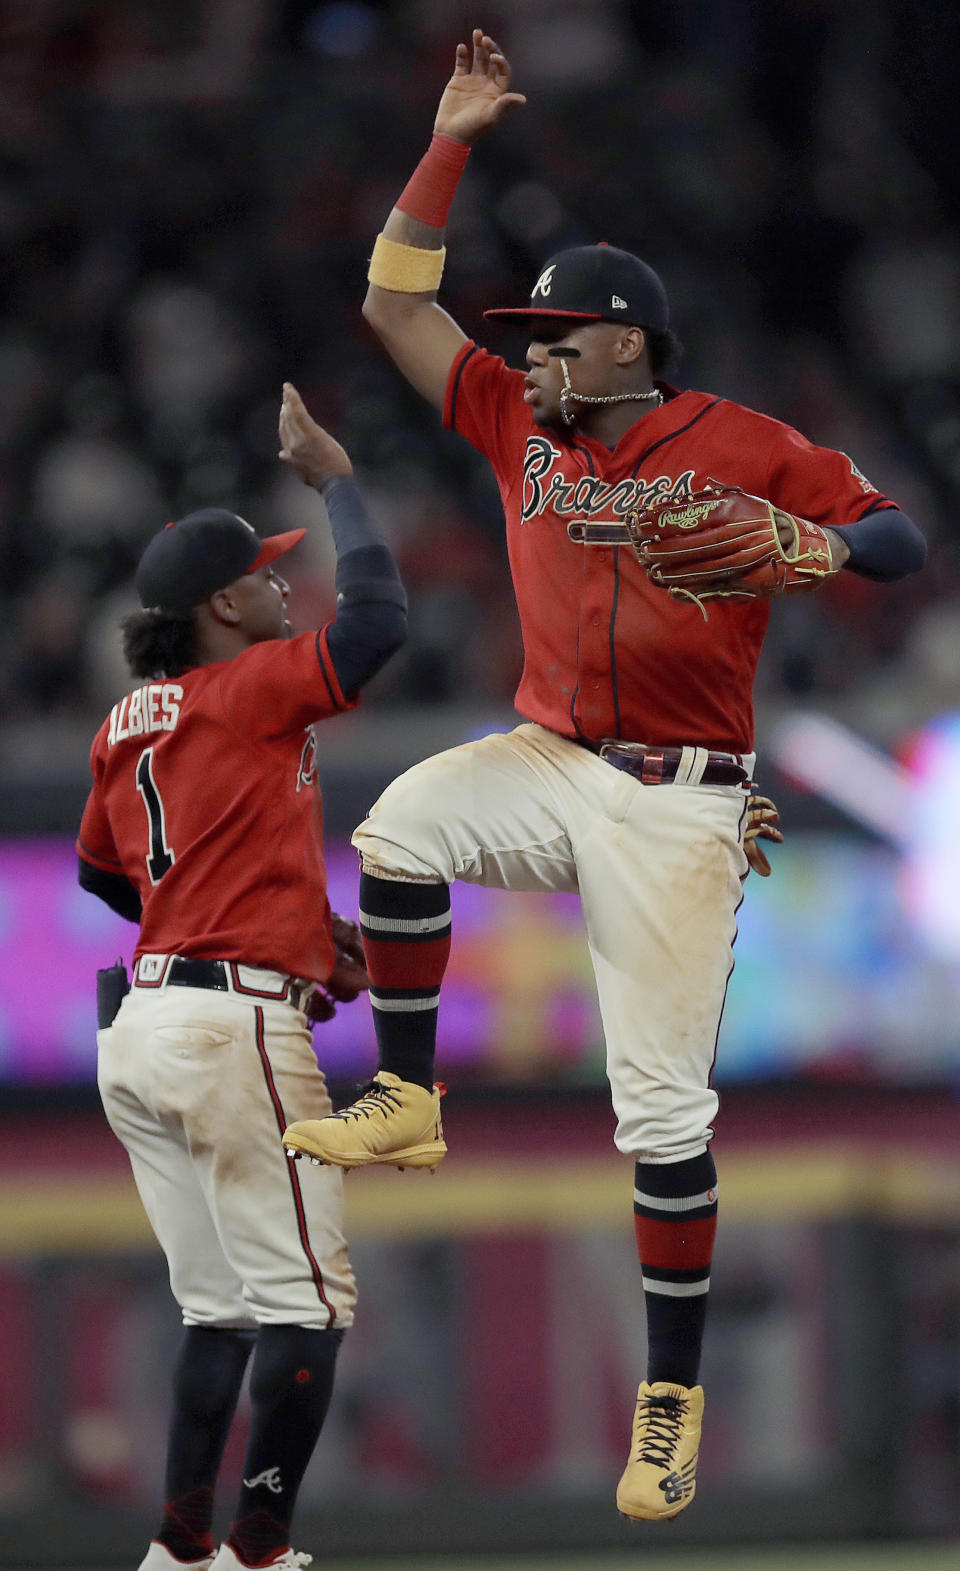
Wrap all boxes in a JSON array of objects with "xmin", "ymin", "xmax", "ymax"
[{"xmin": 2, "ymin": 832, "xmax": 960, "ymax": 1087}]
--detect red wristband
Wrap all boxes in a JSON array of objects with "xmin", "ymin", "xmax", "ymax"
[{"xmin": 396, "ymin": 133, "xmax": 470, "ymax": 229}]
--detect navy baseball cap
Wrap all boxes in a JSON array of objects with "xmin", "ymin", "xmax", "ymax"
[
  {"xmin": 135, "ymin": 508, "xmax": 306, "ymax": 614},
  {"xmin": 484, "ymin": 244, "xmax": 670, "ymax": 332}
]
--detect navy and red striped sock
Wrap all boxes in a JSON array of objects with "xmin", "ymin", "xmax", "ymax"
[
  {"xmin": 358, "ymin": 872, "xmax": 451, "ymax": 1090},
  {"xmin": 633, "ymin": 1150, "xmax": 719, "ymax": 1389}
]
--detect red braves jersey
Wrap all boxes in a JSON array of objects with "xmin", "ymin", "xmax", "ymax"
[
  {"xmin": 77, "ymin": 630, "xmax": 355, "ymax": 982},
  {"xmin": 444, "ymin": 343, "xmax": 896, "ymax": 751}
]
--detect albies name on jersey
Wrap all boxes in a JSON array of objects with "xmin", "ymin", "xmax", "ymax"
[{"xmin": 107, "ymin": 683, "xmax": 183, "ymax": 747}]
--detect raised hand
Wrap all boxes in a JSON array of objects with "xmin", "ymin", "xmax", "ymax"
[
  {"xmin": 434, "ymin": 28, "xmax": 526, "ymax": 145},
  {"xmin": 278, "ymin": 382, "xmax": 353, "ymax": 489}
]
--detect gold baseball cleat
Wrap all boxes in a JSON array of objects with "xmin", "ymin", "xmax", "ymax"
[
  {"xmin": 283, "ymin": 1071, "xmax": 446, "ymax": 1171},
  {"xmin": 616, "ymin": 1381, "xmax": 703, "ymax": 1521}
]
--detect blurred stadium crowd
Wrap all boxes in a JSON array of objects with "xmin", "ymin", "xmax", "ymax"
[{"xmin": 2, "ymin": 0, "xmax": 959, "ymax": 747}]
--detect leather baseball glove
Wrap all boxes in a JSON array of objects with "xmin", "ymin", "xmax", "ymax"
[
  {"xmin": 626, "ymin": 483, "xmax": 838, "ymax": 617},
  {"xmin": 308, "ymin": 914, "xmax": 371, "ymax": 1024},
  {"xmin": 744, "ymin": 794, "xmax": 783, "ymax": 878}
]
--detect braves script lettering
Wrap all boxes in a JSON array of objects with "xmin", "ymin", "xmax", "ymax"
[{"xmin": 520, "ymin": 436, "xmax": 696, "ymax": 525}]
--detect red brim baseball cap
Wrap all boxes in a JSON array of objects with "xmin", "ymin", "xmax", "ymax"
[
  {"xmin": 248, "ymin": 530, "xmax": 307, "ymax": 572},
  {"xmin": 136, "ymin": 510, "xmax": 307, "ymax": 613},
  {"xmin": 484, "ymin": 244, "xmax": 670, "ymax": 332},
  {"xmin": 485, "ymin": 308, "xmax": 606, "ymax": 322}
]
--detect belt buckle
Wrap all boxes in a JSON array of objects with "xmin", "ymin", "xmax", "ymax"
[
  {"xmin": 640, "ymin": 750, "xmax": 665, "ymax": 785},
  {"xmin": 598, "ymin": 741, "xmax": 665, "ymax": 786},
  {"xmin": 136, "ymin": 954, "xmax": 169, "ymax": 986}
]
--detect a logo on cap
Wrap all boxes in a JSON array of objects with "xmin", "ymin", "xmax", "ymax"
[
  {"xmin": 532, "ymin": 264, "xmax": 556, "ymax": 299},
  {"xmin": 612, "ymin": 295, "xmax": 627, "ymax": 309}
]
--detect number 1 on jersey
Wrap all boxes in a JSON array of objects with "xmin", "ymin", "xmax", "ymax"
[{"xmin": 136, "ymin": 747, "xmax": 175, "ymax": 883}]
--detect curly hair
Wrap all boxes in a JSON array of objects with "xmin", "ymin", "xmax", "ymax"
[
  {"xmin": 643, "ymin": 326, "xmax": 684, "ymax": 379},
  {"xmin": 122, "ymin": 609, "xmax": 199, "ymax": 680}
]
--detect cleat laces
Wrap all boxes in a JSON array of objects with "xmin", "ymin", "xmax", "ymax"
[
  {"xmin": 330, "ymin": 1080, "xmax": 402, "ymax": 1124},
  {"xmin": 634, "ymin": 1393, "xmax": 687, "ymax": 1468}
]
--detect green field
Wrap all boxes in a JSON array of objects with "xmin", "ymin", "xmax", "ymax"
[
  {"xmin": 26, "ymin": 1547, "xmax": 958, "ymax": 1571},
  {"xmin": 318, "ymin": 1550, "xmax": 958, "ymax": 1571}
]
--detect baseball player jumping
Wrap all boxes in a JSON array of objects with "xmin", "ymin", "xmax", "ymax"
[
  {"xmin": 78, "ymin": 387, "xmax": 405, "ymax": 1571},
  {"xmin": 282, "ymin": 30, "xmax": 926, "ymax": 1521}
]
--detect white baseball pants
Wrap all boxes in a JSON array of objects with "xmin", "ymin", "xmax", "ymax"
[
  {"xmin": 98, "ymin": 982, "xmax": 356, "ymax": 1330},
  {"xmin": 353, "ymin": 723, "xmax": 750, "ymax": 1162}
]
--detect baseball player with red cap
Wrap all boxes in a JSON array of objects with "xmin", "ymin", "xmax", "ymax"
[
  {"xmin": 78, "ymin": 386, "xmax": 405, "ymax": 1571},
  {"xmin": 282, "ymin": 30, "xmax": 926, "ymax": 1521}
]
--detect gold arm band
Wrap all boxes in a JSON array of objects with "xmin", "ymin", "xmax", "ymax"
[{"xmin": 367, "ymin": 233, "xmax": 446, "ymax": 294}]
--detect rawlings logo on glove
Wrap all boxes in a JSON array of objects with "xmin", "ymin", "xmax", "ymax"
[{"xmin": 626, "ymin": 482, "xmax": 838, "ymax": 618}]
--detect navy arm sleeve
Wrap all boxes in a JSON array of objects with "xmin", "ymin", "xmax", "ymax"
[
  {"xmin": 321, "ymin": 476, "xmax": 408, "ymax": 697},
  {"xmin": 838, "ymin": 507, "xmax": 927, "ymax": 581},
  {"xmin": 78, "ymin": 857, "xmax": 143, "ymax": 922}
]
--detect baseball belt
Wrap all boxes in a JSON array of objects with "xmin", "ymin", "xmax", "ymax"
[
  {"xmin": 590, "ymin": 740, "xmax": 749, "ymax": 788},
  {"xmin": 133, "ymin": 955, "xmax": 314, "ymax": 1010}
]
